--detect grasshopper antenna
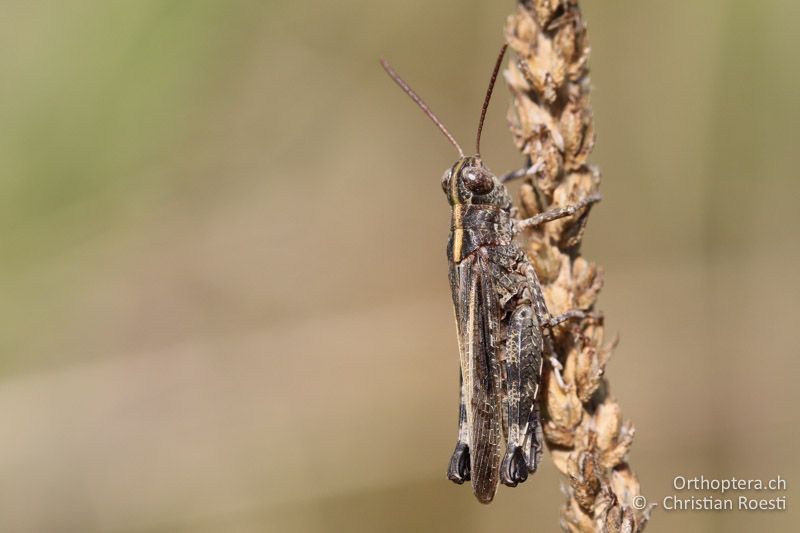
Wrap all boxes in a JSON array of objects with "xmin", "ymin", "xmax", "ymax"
[
  {"xmin": 380, "ymin": 58, "xmax": 465, "ymax": 158},
  {"xmin": 475, "ymin": 44, "xmax": 508, "ymax": 158}
]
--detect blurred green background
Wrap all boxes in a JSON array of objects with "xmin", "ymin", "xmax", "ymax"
[{"xmin": 1, "ymin": 1, "xmax": 798, "ymax": 531}]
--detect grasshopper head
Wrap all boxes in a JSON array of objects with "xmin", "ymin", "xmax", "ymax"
[{"xmin": 441, "ymin": 156, "xmax": 499, "ymax": 205}]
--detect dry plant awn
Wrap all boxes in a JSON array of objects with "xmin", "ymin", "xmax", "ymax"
[{"xmin": 381, "ymin": 46, "xmax": 600, "ymax": 504}]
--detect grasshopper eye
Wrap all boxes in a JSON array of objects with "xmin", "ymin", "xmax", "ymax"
[
  {"xmin": 441, "ymin": 168, "xmax": 452, "ymax": 192},
  {"xmin": 462, "ymin": 167, "xmax": 494, "ymax": 195}
]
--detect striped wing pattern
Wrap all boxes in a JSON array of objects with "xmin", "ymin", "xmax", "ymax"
[{"xmin": 452, "ymin": 253, "xmax": 503, "ymax": 503}]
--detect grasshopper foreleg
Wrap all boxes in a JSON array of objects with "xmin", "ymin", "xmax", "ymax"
[
  {"xmin": 500, "ymin": 160, "xmax": 544, "ymax": 183},
  {"xmin": 516, "ymin": 193, "xmax": 602, "ymax": 231}
]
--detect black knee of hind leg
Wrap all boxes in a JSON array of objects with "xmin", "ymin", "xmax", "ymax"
[
  {"xmin": 447, "ymin": 442, "xmax": 470, "ymax": 484},
  {"xmin": 500, "ymin": 447, "xmax": 528, "ymax": 487}
]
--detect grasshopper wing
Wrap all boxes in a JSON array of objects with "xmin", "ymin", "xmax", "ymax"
[{"xmin": 450, "ymin": 253, "xmax": 504, "ymax": 503}]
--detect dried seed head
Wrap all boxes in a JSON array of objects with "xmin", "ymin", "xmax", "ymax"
[{"xmin": 505, "ymin": 0, "xmax": 647, "ymax": 530}]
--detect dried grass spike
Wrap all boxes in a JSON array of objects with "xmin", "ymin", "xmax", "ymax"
[{"xmin": 504, "ymin": 0, "xmax": 648, "ymax": 530}]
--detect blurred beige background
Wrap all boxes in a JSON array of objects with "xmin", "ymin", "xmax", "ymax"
[{"xmin": 1, "ymin": 1, "xmax": 798, "ymax": 531}]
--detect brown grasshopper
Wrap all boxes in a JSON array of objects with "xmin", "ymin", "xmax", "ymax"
[{"xmin": 381, "ymin": 45, "xmax": 600, "ymax": 503}]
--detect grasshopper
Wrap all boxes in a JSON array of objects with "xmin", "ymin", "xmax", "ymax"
[{"xmin": 381, "ymin": 45, "xmax": 600, "ymax": 504}]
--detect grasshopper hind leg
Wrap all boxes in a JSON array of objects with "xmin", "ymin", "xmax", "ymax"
[
  {"xmin": 500, "ymin": 304, "xmax": 542, "ymax": 486},
  {"xmin": 447, "ymin": 371, "xmax": 471, "ymax": 484}
]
